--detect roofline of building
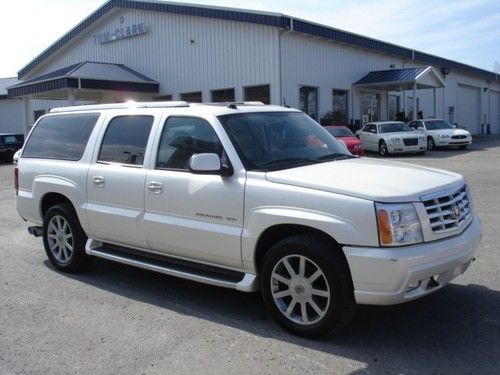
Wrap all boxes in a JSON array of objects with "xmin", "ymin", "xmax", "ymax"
[{"xmin": 17, "ymin": 0, "xmax": 499, "ymax": 82}]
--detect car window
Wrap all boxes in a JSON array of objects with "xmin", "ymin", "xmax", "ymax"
[
  {"xmin": 326, "ymin": 127, "xmax": 354, "ymax": 137},
  {"xmin": 156, "ymin": 116, "xmax": 223, "ymax": 170},
  {"xmin": 379, "ymin": 122, "xmax": 411, "ymax": 133},
  {"xmin": 22, "ymin": 113, "xmax": 99, "ymax": 160},
  {"xmin": 98, "ymin": 115, "xmax": 153, "ymax": 166},
  {"xmin": 219, "ymin": 111, "xmax": 351, "ymax": 171},
  {"xmin": 425, "ymin": 120, "xmax": 454, "ymax": 130}
]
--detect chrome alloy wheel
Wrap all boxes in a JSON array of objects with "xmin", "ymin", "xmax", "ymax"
[
  {"xmin": 270, "ymin": 255, "xmax": 331, "ymax": 325},
  {"xmin": 46, "ymin": 215, "xmax": 74, "ymax": 264}
]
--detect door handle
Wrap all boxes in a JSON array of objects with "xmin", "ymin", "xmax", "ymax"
[
  {"xmin": 147, "ymin": 181, "xmax": 163, "ymax": 194},
  {"xmin": 91, "ymin": 176, "xmax": 105, "ymax": 187}
]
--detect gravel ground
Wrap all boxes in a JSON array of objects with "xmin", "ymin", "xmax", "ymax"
[{"xmin": 1, "ymin": 137, "xmax": 499, "ymax": 374}]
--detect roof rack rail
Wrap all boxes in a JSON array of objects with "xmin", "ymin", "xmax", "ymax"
[
  {"xmin": 50, "ymin": 101, "xmax": 190, "ymax": 113},
  {"xmin": 197, "ymin": 101, "xmax": 265, "ymax": 109}
]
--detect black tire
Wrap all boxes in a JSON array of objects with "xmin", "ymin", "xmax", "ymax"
[
  {"xmin": 260, "ymin": 235, "xmax": 356, "ymax": 338},
  {"xmin": 457, "ymin": 145, "xmax": 468, "ymax": 150},
  {"xmin": 378, "ymin": 141, "xmax": 388, "ymax": 156},
  {"xmin": 427, "ymin": 137, "xmax": 435, "ymax": 151},
  {"xmin": 42, "ymin": 203, "xmax": 91, "ymax": 272}
]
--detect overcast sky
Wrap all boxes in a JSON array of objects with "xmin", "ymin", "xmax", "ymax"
[{"xmin": 1, "ymin": 0, "xmax": 499, "ymax": 78}]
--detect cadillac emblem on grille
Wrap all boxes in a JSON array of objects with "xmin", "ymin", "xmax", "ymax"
[{"xmin": 451, "ymin": 204, "xmax": 461, "ymax": 220}]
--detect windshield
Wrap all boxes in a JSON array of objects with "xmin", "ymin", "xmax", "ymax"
[
  {"xmin": 326, "ymin": 127, "xmax": 354, "ymax": 137},
  {"xmin": 425, "ymin": 120, "xmax": 454, "ymax": 130},
  {"xmin": 218, "ymin": 112, "xmax": 353, "ymax": 171},
  {"xmin": 379, "ymin": 122, "xmax": 411, "ymax": 133}
]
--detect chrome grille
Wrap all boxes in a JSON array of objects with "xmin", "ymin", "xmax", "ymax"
[
  {"xmin": 403, "ymin": 138, "xmax": 418, "ymax": 146},
  {"xmin": 421, "ymin": 185, "xmax": 471, "ymax": 233}
]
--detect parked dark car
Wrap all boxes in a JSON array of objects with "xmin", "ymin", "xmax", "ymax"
[{"xmin": 0, "ymin": 133, "xmax": 24, "ymax": 162}]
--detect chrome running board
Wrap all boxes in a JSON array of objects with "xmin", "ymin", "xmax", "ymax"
[{"xmin": 85, "ymin": 238, "xmax": 258, "ymax": 292}]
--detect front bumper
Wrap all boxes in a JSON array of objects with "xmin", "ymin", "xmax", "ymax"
[
  {"xmin": 343, "ymin": 216, "xmax": 481, "ymax": 305},
  {"xmin": 436, "ymin": 138, "xmax": 472, "ymax": 147},
  {"xmin": 387, "ymin": 143, "xmax": 427, "ymax": 153}
]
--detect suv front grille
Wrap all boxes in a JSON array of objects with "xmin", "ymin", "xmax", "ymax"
[
  {"xmin": 421, "ymin": 185, "xmax": 471, "ymax": 233},
  {"xmin": 403, "ymin": 138, "xmax": 418, "ymax": 146}
]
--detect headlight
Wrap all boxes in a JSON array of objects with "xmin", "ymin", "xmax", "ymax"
[
  {"xmin": 376, "ymin": 203, "xmax": 423, "ymax": 246},
  {"xmin": 391, "ymin": 138, "xmax": 403, "ymax": 143},
  {"xmin": 419, "ymin": 137, "xmax": 426, "ymax": 142},
  {"xmin": 439, "ymin": 134, "xmax": 450, "ymax": 139}
]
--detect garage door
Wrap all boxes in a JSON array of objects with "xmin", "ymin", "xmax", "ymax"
[
  {"xmin": 490, "ymin": 90, "xmax": 500, "ymax": 135},
  {"xmin": 457, "ymin": 84, "xmax": 480, "ymax": 134}
]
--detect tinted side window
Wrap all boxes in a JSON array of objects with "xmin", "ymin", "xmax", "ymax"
[
  {"xmin": 157, "ymin": 117, "xmax": 222, "ymax": 170},
  {"xmin": 23, "ymin": 113, "xmax": 99, "ymax": 160},
  {"xmin": 98, "ymin": 116, "xmax": 153, "ymax": 166}
]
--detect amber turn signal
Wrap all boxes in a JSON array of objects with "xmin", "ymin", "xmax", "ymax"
[{"xmin": 377, "ymin": 209, "xmax": 393, "ymax": 245}]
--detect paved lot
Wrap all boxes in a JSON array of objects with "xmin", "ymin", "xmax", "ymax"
[{"xmin": 1, "ymin": 138, "xmax": 499, "ymax": 374}]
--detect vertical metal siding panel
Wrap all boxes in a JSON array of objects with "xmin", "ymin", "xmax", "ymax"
[{"xmin": 22, "ymin": 8, "xmax": 276, "ymax": 105}]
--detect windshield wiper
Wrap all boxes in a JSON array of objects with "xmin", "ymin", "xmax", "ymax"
[
  {"xmin": 258, "ymin": 157, "xmax": 318, "ymax": 170},
  {"xmin": 316, "ymin": 153, "xmax": 355, "ymax": 161}
]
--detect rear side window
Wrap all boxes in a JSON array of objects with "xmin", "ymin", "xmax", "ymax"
[
  {"xmin": 98, "ymin": 115, "xmax": 153, "ymax": 166},
  {"xmin": 22, "ymin": 113, "xmax": 99, "ymax": 160}
]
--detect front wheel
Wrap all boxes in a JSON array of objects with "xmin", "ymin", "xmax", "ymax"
[
  {"xmin": 260, "ymin": 235, "xmax": 356, "ymax": 337},
  {"xmin": 427, "ymin": 137, "xmax": 435, "ymax": 151},
  {"xmin": 42, "ymin": 203, "xmax": 91, "ymax": 272},
  {"xmin": 378, "ymin": 141, "xmax": 389, "ymax": 156}
]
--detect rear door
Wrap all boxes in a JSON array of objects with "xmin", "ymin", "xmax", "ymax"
[
  {"xmin": 86, "ymin": 114, "xmax": 156, "ymax": 248},
  {"xmin": 143, "ymin": 116, "xmax": 244, "ymax": 268}
]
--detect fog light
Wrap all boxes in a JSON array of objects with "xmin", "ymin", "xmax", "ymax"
[{"xmin": 406, "ymin": 281, "xmax": 421, "ymax": 293}]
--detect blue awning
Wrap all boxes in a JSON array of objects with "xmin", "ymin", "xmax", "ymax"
[
  {"xmin": 8, "ymin": 62, "xmax": 159, "ymax": 98},
  {"xmin": 354, "ymin": 66, "xmax": 445, "ymax": 90}
]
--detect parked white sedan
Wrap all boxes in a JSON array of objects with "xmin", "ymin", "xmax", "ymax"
[
  {"xmin": 408, "ymin": 119, "xmax": 472, "ymax": 150},
  {"xmin": 356, "ymin": 121, "xmax": 427, "ymax": 156}
]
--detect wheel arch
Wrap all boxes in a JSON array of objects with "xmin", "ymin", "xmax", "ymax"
[
  {"xmin": 40, "ymin": 192, "xmax": 75, "ymax": 219},
  {"xmin": 254, "ymin": 224, "xmax": 349, "ymax": 275}
]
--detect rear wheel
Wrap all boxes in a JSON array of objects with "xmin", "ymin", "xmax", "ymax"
[
  {"xmin": 378, "ymin": 141, "xmax": 388, "ymax": 156},
  {"xmin": 427, "ymin": 137, "xmax": 435, "ymax": 151},
  {"xmin": 260, "ymin": 235, "xmax": 356, "ymax": 337},
  {"xmin": 42, "ymin": 203, "xmax": 91, "ymax": 272}
]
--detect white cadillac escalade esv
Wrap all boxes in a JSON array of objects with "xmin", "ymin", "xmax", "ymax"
[{"xmin": 16, "ymin": 101, "xmax": 481, "ymax": 337}]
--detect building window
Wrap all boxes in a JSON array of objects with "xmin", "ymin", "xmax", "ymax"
[
  {"xmin": 154, "ymin": 95, "xmax": 173, "ymax": 101},
  {"xmin": 299, "ymin": 86, "xmax": 318, "ymax": 120},
  {"xmin": 388, "ymin": 93, "xmax": 400, "ymax": 120},
  {"xmin": 332, "ymin": 89, "xmax": 348, "ymax": 125},
  {"xmin": 360, "ymin": 92, "xmax": 380, "ymax": 124},
  {"xmin": 33, "ymin": 110, "xmax": 46, "ymax": 122},
  {"xmin": 180, "ymin": 92, "xmax": 202, "ymax": 103},
  {"xmin": 244, "ymin": 85, "xmax": 270, "ymax": 104},
  {"xmin": 211, "ymin": 88, "xmax": 235, "ymax": 102}
]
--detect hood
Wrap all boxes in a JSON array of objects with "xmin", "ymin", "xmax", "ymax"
[
  {"xmin": 429, "ymin": 128, "xmax": 470, "ymax": 136},
  {"xmin": 265, "ymin": 157, "xmax": 463, "ymax": 202},
  {"xmin": 383, "ymin": 131, "xmax": 421, "ymax": 139}
]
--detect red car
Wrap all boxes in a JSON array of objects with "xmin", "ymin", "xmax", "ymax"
[{"xmin": 324, "ymin": 126, "xmax": 365, "ymax": 156}]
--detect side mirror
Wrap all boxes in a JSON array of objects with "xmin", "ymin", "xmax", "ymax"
[{"xmin": 189, "ymin": 153, "xmax": 233, "ymax": 176}]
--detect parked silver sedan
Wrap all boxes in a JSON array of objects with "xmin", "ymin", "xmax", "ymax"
[{"xmin": 356, "ymin": 121, "xmax": 427, "ymax": 156}]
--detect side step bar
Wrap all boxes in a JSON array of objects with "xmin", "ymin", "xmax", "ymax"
[{"xmin": 85, "ymin": 239, "xmax": 258, "ymax": 292}]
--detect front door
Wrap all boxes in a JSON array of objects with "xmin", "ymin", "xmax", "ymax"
[
  {"xmin": 86, "ymin": 115, "xmax": 155, "ymax": 249},
  {"xmin": 144, "ymin": 116, "xmax": 244, "ymax": 269}
]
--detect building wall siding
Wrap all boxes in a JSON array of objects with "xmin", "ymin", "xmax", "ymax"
[{"xmin": 26, "ymin": 8, "xmax": 281, "ymax": 104}]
